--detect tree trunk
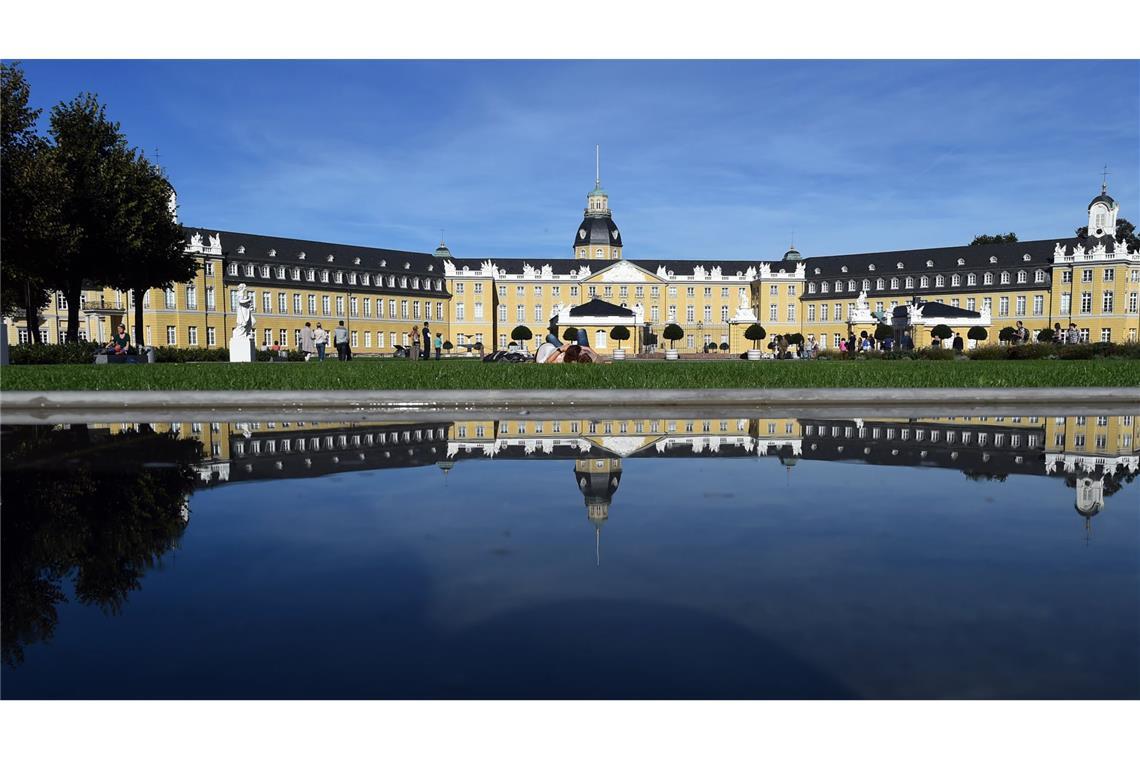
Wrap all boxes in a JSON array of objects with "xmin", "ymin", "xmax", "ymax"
[
  {"xmin": 65, "ymin": 279, "xmax": 82, "ymax": 342},
  {"xmin": 133, "ymin": 287, "xmax": 145, "ymax": 347},
  {"xmin": 24, "ymin": 282, "xmax": 41, "ymax": 345}
]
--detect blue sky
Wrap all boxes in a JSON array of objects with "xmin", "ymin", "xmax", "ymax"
[{"xmin": 14, "ymin": 60, "xmax": 1140, "ymax": 261}]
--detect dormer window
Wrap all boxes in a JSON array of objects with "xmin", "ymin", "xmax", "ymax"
[
  {"xmin": 1000, "ymin": 271, "xmax": 1010, "ymax": 284},
  {"xmin": 813, "ymin": 268, "xmax": 820, "ymax": 275},
  {"xmin": 920, "ymin": 276, "xmax": 929, "ymax": 288},
  {"xmin": 935, "ymin": 275, "xmax": 945, "ymax": 287},
  {"xmin": 868, "ymin": 264, "xmax": 876, "ymax": 271},
  {"xmin": 348, "ymin": 272, "xmax": 356, "ymax": 285},
  {"xmin": 260, "ymin": 265, "xmax": 269, "ymax": 277},
  {"xmin": 896, "ymin": 262, "xmax": 904, "ymax": 269},
  {"xmin": 951, "ymin": 274, "xmax": 960, "ymax": 287},
  {"xmin": 319, "ymin": 270, "xmax": 329, "ymax": 283},
  {"xmin": 926, "ymin": 260, "xmax": 934, "ymax": 268},
  {"xmin": 267, "ymin": 249, "xmax": 275, "ymax": 257},
  {"xmin": 298, "ymin": 252, "xmax": 306, "ymax": 260},
  {"xmin": 245, "ymin": 264, "xmax": 255, "ymax": 277},
  {"xmin": 292, "ymin": 267, "xmax": 300, "ymax": 280},
  {"xmin": 400, "ymin": 276, "xmax": 408, "ymax": 288},
  {"xmin": 404, "ymin": 262, "xmax": 411, "ymax": 270},
  {"xmin": 306, "ymin": 268, "xmax": 315, "ymax": 282},
  {"xmin": 835, "ymin": 281, "xmax": 844, "ymax": 293},
  {"xmin": 361, "ymin": 274, "xmax": 370, "ymax": 285},
  {"xmin": 984, "ymin": 272, "xmax": 993, "ymax": 285},
  {"xmin": 989, "ymin": 256, "xmax": 997, "ymax": 264},
  {"xmin": 967, "ymin": 273, "xmax": 976, "ymax": 286},
  {"xmin": 334, "ymin": 271, "xmax": 343, "ymax": 284},
  {"xmin": 848, "ymin": 280, "xmax": 856, "ymax": 292},
  {"xmin": 387, "ymin": 275, "xmax": 395, "ymax": 287},
  {"xmin": 1022, "ymin": 253, "xmax": 1031, "ymax": 262},
  {"xmin": 890, "ymin": 277, "xmax": 899, "ymax": 289},
  {"xmin": 380, "ymin": 259, "xmax": 387, "ymax": 268},
  {"xmin": 326, "ymin": 254, "xmax": 334, "ymax": 262},
  {"xmin": 1016, "ymin": 270, "xmax": 1027, "ymax": 284},
  {"xmin": 840, "ymin": 265, "xmax": 848, "ymax": 273},
  {"xmin": 427, "ymin": 264, "xmax": 434, "ymax": 272},
  {"xmin": 876, "ymin": 278, "xmax": 884, "ymax": 289},
  {"xmin": 905, "ymin": 276, "xmax": 914, "ymax": 288},
  {"xmin": 957, "ymin": 258, "xmax": 965, "ymax": 266},
  {"xmin": 821, "ymin": 282, "xmax": 830, "ymax": 293},
  {"xmin": 862, "ymin": 279, "xmax": 871, "ymax": 291},
  {"xmin": 1034, "ymin": 270, "xmax": 1045, "ymax": 283},
  {"xmin": 353, "ymin": 257, "xmax": 361, "ymax": 265},
  {"xmin": 276, "ymin": 266, "xmax": 285, "ymax": 278},
  {"xmin": 227, "ymin": 263, "xmax": 238, "ymax": 276},
  {"xmin": 808, "ymin": 282, "xmax": 817, "ymax": 294}
]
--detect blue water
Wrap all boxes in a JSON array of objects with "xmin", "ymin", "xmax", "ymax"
[{"xmin": 2, "ymin": 416, "xmax": 1137, "ymax": 699}]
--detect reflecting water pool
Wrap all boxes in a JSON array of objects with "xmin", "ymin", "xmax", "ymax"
[{"xmin": 2, "ymin": 410, "xmax": 1138, "ymax": 699}]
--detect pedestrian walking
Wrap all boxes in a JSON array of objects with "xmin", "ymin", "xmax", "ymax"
[
  {"xmin": 433, "ymin": 333, "xmax": 443, "ymax": 360},
  {"xmin": 300, "ymin": 322, "xmax": 315, "ymax": 361},
  {"xmin": 422, "ymin": 321, "xmax": 431, "ymax": 360},
  {"xmin": 952, "ymin": 332, "xmax": 964, "ymax": 353},
  {"xmin": 1066, "ymin": 322, "xmax": 1080, "ymax": 344},
  {"xmin": 334, "ymin": 320, "xmax": 349, "ymax": 361},
  {"xmin": 314, "ymin": 323, "xmax": 328, "ymax": 361},
  {"xmin": 407, "ymin": 327, "xmax": 420, "ymax": 360}
]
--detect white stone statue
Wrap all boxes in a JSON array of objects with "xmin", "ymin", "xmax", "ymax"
[
  {"xmin": 656, "ymin": 265, "xmax": 669, "ymax": 279},
  {"xmin": 744, "ymin": 266, "xmax": 757, "ymax": 281},
  {"xmin": 855, "ymin": 290, "xmax": 869, "ymax": 314},
  {"xmin": 480, "ymin": 259, "xmax": 496, "ymax": 277},
  {"xmin": 233, "ymin": 283, "xmax": 255, "ymax": 338},
  {"xmin": 190, "ymin": 231, "xmax": 203, "ymax": 249},
  {"xmin": 906, "ymin": 302, "xmax": 924, "ymax": 324},
  {"xmin": 208, "ymin": 233, "xmax": 222, "ymax": 250},
  {"xmin": 692, "ymin": 265, "xmax": 706, "ymax": 280},
  {"xmin": 710, "ymin": 265, "xmax": 722, "ymax": 279},
  {"xmin": 739, "ymin": 289, "xmax": 750, "ymax": 309},
  {"xmin": 758, "ymin": 263, "xmax": 771, "ymax": 277},
  {"xmin": 541, "ymin": 264, "xmax": 553, "ymax": 279}
]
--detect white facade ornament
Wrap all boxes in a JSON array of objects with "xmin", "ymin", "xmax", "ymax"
[
  {"xmin": 1113, "ymin": 239, "xmax": 1129, "ymax": 256},
  {"xmin": 979, "ymin": 304, "xmax": 992, "ymax": 322},
  {"xmin": 229, "ymin": 283, "xmax": 256, "ymax": 363},
  {"xmin": 1073, "ymin": 244, "xmax": 1085, "ymax": 258},
  {"xmin": 850, "ymin": 290, "xmax": 874, "ymax": 323},
  {"xmin": 794, "ymin": 262, "xmax": 806, "ymax": 277},
  {"xmin": 632, "ymin": 303, "xmax": 644, "ymax": 321},
  {"xmin": 692, "ymin": 265, "xmax": 706, "ymax": 280},
  {"xmin": 208, "ymin": 233, "xmax": 222, "ymax": 251},
  {"xmin": 1054, "ymin": 242, "xmax": 1066, "ymax": 257},
  {"xmin": 190, "ymin": 231, "xmax": 203, "ymax": 249},
  {"xmin": 522, "ymin": 263, "xmax": 535, "ymax": 279},
  {"xmin": 443, "ymin": 259, "xmax": 457, "ymax": 277},
  {"xmin": 576, "ymin": 264, "xmax": 591, "ymax": 279},
  {"xmin": 906, "ymin": 302, "xmax": 924, "ymax": 324},
  {"xmin": 656, "ymin": 265, "xmax": 669, "ymax": 279},
  {"xmin": 710, "ymin": 266, "xmax": 722, "ymax": 279},
  {"xmin": 758, "ymin": 263, "xmax": 771, "ymax": 278},
  {"xmin": 1092, "ymin": 241, "xmax": 1107, "ymax": 256},
  {"xmin": 744, "ymin": 266, "xmax": 757, "ymax": 281},
  {"xmin": 551, "ymin": 302, "xmax": 565, "ymax": 319},
  {"xmin": 541, "ymin": 264, "xmax": 553, "ymax": 279},
  {"xmin": 480, "ymin": 260, "xmax": 496, "ymax": 277}
]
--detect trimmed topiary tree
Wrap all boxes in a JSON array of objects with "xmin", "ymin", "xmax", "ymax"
[
  {"xmin": 610, "ymin": 325, "xmax": 630, "ymax": 350},
  {"xmin": 719, "ymin": 342, "xmax": 729, "ymax": 352},
  {"xmin": 1035, "ymin": 327, "xmax": 1054, "ymax": 343},
  {"xmin": 744, "ymin": 323, "xmax": 766, "ymax": 350},
  {"xmin": 787, "ymin": 332, "xmax": 804, "ymax": 346},
  {"xmin": 998, "ymin": 326, "xmax": 1017, "ymax": 343},
  {"xmin": 442, "ymin": 340, "xmax": 453, "ymax": 352},
  {"xmin": 511, "ymin": 325, "xmax": 533, "ymax": 343},
  {"xmin": 662, "ymin": 323, "xmax": 684, "ymax": 348},
  {"xmin": 874, "ymin": 323, "xmax": 893, "ymax": 341},
  {"xmin": 967, "ymin": 326, "xmax": 988, "ymax": 343},
  {"xmin": 931, "ymin": 324, "xmax": 953, "ymax": 342}
]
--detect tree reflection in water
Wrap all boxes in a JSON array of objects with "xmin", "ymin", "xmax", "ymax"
[{"xmin": 1, "ymin": 425, "xmax": 203, "ymax": 667}]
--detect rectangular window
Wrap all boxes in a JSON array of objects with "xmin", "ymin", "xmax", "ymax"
[
  {"xmin": 1101, "ymin": 328, "xmax": 1111, "ymax": 343},
  {"xmin": 263, "ymin": 291, "xmax": 272, "ymax": 313},
  {"xmin": 166, "ymin": 325, "xmax": 176, "ymax": 345},
  {"xmin": 336, "ymin": 296, "xmax": 345, "ymax": 316},
  {"xmin": 455, "ymin": 282, "xmax": 465, "ymax": 294},
  {"xmin": 363, "ymin": 298, "xmax": 370, "ymax": 317},
  {"xmin": 207, "ymin": 327, "xmax": 216, "ymax": 346},
  {"xmin": 1103, "ymin": 269, "xmax": 1115, "ymax": 282},
  {"xmin": 769, "ymin": 303, "xmax": 777, "ymax": 321},
  {"xmin": 186, "ymin": 286, "xmax": 198, "ymax": 309},
  {"xmin": 413, "ymin": 301, "xmax": 421, "ymax": 319},
  {"xmin": 279, "ymin": 293, "xmax": 287, "ymax": 313},
  {"xmin": 498, "ymin": 304, "xmax": 507, "ymax": 322},
  {"xmin": 187, "ymin": 326, "xmax": 198, "ymax": 345},
  {"xmin": 1102, "ymin": 291, "xmax": 1113, "ymax": 313},
  {"xmin": 263, "ymin": 328, "xmax": 272, "ymax": 346},
  {"xmin": 1061, "ymin": 270, "xmax": 1072, "ymax": 283},
  {"xmin": 517, "ymin": 304, "xmax": 525, "ymax": 321},
  {"xmin": 1080, "ymin": 292, "xmax": 1092, "ymax": 314},
  {"xmin": 351, "ymin": 331, "xmax": 358, "ymax": 348},
  {"xmin": 1033, "ymin": 295, "xmax": 1043, "ymax": 315},
  {"xmin": 808, "ymin": 304, "xmax": 816, "ymax": 322},
  {"xmin": 364, "ymin": 331, "xmax": 371, "ymax": 348},
  {"xmin": 473, "ymin": 302, "xmax": 484, "ymax": 320},
  {"xmin": 473, "ymin": 282, "xmax": 483, "ymax": 294},
  {"xmin": 308, "ymin": 295, "xmax": 316, "ymax": 314},
  {"xmin": 322, "ymin": 296, "xmax": 331, "ymax": 315},
  {"xmin": 1060, "ymin": 293, "xmax": 1071, "ymax": 314},
  {"xmin": 999, "ymin": 297, "xmax": 1009, "ymax": 316},
  {"xmin": 535, "ymin": 304, "xmax": 543, "ymax": 322},
  {"xmin": 1081, "ymin": 269, "xmax": 1093, "ymax": 283},
  {"xmin": 456, "ymin": 303, "xmax": 465, "ymax": 321},
  {"xmin": 280, "ymin": 329, "xmax": 288, "ymax": 346},
  {"xmin": 400, "ymin": 300, "xmax": 408, "ymax": 318},
  {"xmin": 1015, "ymin": 296, "xmax": 1026, "ymax": 316}
]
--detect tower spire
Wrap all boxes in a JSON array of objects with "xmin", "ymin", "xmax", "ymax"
[
  {"xmin": 1101, "ymin": 164, "xmax": 1110, "ymax": 194},
  {"xmin": 595, "ymin": 144, "xmax": 600, "ymax": 189}
]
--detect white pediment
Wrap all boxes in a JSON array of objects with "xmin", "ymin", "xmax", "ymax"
[{"xmin": 589, "ymin": 260, "xmax": 663, "ymax": 283}]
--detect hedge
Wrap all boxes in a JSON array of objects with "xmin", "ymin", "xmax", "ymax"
[{"xmin": 9, "ymin": 342, "xmax": 308, "ymax": 365}]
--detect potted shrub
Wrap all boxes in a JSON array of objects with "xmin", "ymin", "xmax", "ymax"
[
  {"xmin": 744, "ymin": 323, "xmax": 766, "ymax": 360},
  {"xmin": 719, "ymin": 342, "xmax": 729, "ymax": 353},
  {"xmin": 442, "ymin": 340, "xmax": 453, "ymax": 357},
  {"xmin": 1035, "ymin": 327, "xmax": 1054, "ymax": 344},
  {"xmin": 998, "ymin": 326, "xmax": 1017, "ymax": 344},
  {"xmin": 930, "ymin": 324, "xmax": 953, "ymax": 347},
  {"xmin": 967, "ymin": 326, "xmax": 988, "ymax": 349},
  {"xmin": 662, "ymin": 323, "xmax": 684, "ymax": 360},
  {"xmin": 473, "ymin": 341, "xmax": 484, "ymax": 358},
  {"xmin": 510, "ymin": 325, "xmax": 533, "ymax": 354},
  {"xmin": 610, "ymin": 325, "xmax": 630, "ymax": 360}
]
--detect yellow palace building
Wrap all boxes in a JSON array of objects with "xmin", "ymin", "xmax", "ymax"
[{"xmin": 5, "ymin": 171, "xmax": 1139, "ymax": 353}]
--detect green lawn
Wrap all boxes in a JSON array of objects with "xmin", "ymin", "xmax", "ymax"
[{"xmin": 2, "ymin": 358, "xmax": 1138, "ymax": 391}]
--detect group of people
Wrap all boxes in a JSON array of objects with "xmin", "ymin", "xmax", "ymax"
[
  {"xmin": 403, "ymin": 322, "xmax": 443, "ymax": 360},
  {"xmin": 296, "ymin": 321, "xmax": 351, "ymax": 361},
  {"xmin": 1051, "ymin": 322, "xmax": 1086, "ymax": 344}
]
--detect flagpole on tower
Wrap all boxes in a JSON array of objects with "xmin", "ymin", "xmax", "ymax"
[{"xmin": 595, "ymin": 144, "xmax": 600, "ymax": 189}]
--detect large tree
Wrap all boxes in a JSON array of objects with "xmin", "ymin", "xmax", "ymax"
[
  {"xmin": 108, "ymin": 156, "xmax": 193, "ymax": 347},
  {"xmin": 1076, "ymin": 217, "xmax": 1139, "ymax": 249},
  {"xmin": 1, "ymin": 63, "xmax": 61, "ymax": 342},
  {"xmin": 44, "ymin": 93, "xmax": 133, "ymax": 342}
]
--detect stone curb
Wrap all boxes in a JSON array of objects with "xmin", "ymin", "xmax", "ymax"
[{"xmin": 3, "ymin": 387, "xmax": 1139, "ymax": 412}]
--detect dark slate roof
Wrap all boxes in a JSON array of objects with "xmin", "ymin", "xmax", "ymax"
[
  {"xmin": 191, "ymin": 227, "xmax": 441, "ymax": 275},
  {"xmin": 574, "ymin": 215, "xmax": 622, "ymax": 248},
  {"xmin": 448, "ymin": 258, "xmax": 583, "ymax": 276},
  {"xmin": 802, "ymin": 238, "xmax": 1064, "ymax": 279},
  {"xmin": 1088, "ymin": 193, "xmax": 1117, "ymax": 209},
  {"xmin": 569, "ymin": 298, "xmax": 635, "ymax": 318},
  {"xmin": 891, "ymin": 301, "xmax": 980, "ymax": 319},
  {"xmin": 631, "ymin": 259, "xmax": 791, "ymax": 277}
]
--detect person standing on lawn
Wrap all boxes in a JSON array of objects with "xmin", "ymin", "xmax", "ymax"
[
  {"xmin": 334, "ymin": 320, "xmax": 349, "ymax": 361},
  {"xmin": 314, "ymin": 323, "xmax": 328, "ymax": 361},
  {"xmin": 952, "ymin": 332, "xmax": 964, "ymax": 353},
  {"xmin": 1014, "ymin": 321, "xmax": 1029, "ymax": 344},
  {"xmin": 422, "ymin": 322, "xmax": 431, "ymax": 360},
  {"xmin": 301, "ymin": 322, "xmax": 315, "ymax": 360},
  {"xmin": 434, "ymin": 333, "xmax": 442, "ymax": 360},
  {"xmin": 407, "ymin": 327, "xmax": 420, "ymax": 360}
]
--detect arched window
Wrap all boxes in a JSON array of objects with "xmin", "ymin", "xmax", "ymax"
[
  {"xmin": 905, "ymin": 276, "xmax": 914, "ymax": 289},
  {"xmin": 1016, "ymin": 270, "xmax": 1027, "ymax": 283},
  {"xmin": 919, "ymin": 276, "xmax": 929, "ymax": 288},
  {"xmin": 821, "ymin": 282, "xmax": 830, "ymax": 293},
  {"xmin": 935, "ymin": 275, "xmax": 945, "ymax": 287},
  {"xmin": 1000, "ymin": 271, "xmax": 1010, "ymax": 284},
  {"xmin": 890, "ymin": 277, "xmax": 899, "ymax": 289},
  {"xmin": 862, "ymin": 279, "xmax": 871, "ymax": 291},
  {"xmin": 983, "ymin": 272, "xmax": 994, "ymax": 285},
  {"xmin": 834, "ymin": 281, "xmax": 844, "ymax": 292},
  {"xmin": 848, "ymin": 279, "xmax": 857, "ymax": 292},
  {"xmin": 876, "ymin": 278, "xmax": 884, "ymax": 290},
  {"xmin": 951, "ymin": 274, "xmax": 960, "ymax": 287},
  {"xmin": 967, "ymin": 273, "xmax": 976, "ymax": 286}
]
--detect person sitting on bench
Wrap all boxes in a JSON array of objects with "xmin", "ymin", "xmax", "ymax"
[{"xmin": 104, "ymin": 324, "xmax": 132, "ymax": 355}]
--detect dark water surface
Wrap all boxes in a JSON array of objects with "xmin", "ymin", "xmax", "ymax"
[{"xmin": 3, "ymin": 412, "xmax": 1137, "ymax": 699}]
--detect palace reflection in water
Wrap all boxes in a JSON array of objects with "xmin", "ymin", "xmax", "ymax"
[{"xmin": 2, "ymin": 410, "xmax": 1137, "ymax": 696}]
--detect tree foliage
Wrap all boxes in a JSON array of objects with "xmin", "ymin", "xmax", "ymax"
[
  {"xmin": 967, "ymin": 326, "xmax": 988, "ymax": 341},
  {"xmin": 510, "ymin": 325, "xmax": 533, "ymax": 342},
  {"xmin": 662, "ymin": 323, "xmax": 684, "ymax": 347},
  {"xmin": 969, "ymin": 232, "xmax": 1018, "ymax": 246},
  {"xmin": 874, "ymin": 323, "xmax": 893, "ymax": 341},
  {"xmin": 1035, "ymin": 328, "xmax": 1054, "ymax": 343},
  {"xmin": 998, "ymin": 326, "xmax": 1018, "ymax": 343}
]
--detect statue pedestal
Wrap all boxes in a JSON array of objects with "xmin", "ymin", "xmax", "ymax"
[{"xmin": 229, "ymin": 334, "xmax": 255, "ymax": 363}]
